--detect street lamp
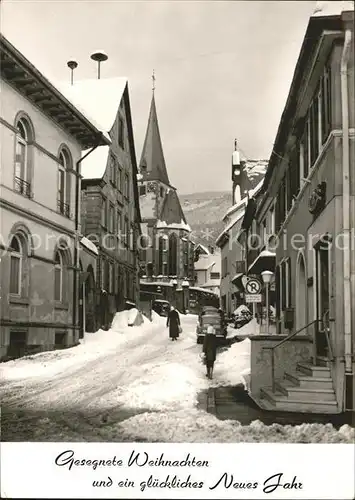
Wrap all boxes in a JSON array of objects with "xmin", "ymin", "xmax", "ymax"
[{"xmin": 261, "ymin": 270, "xmax": 274, "ymax": 334}]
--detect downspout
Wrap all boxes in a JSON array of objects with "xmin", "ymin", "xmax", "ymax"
[
  {"xmin": 340, "ymin": 29, "xmax": 352, "ymax": 377},
  {"xmin": 72, "ymin": 135, "xmax": 104, "ymax": 339}
]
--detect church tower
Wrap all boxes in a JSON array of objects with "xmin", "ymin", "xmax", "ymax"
[
  {"xmin": 232, "ymin": 139, "xmax": 243, "ymax": 205},
  {"xmin": 137, "ymin": 74, "xmax": 194, "ymax": 286}
]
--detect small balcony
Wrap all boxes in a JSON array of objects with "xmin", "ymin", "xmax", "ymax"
[
  {"xmin": 57, "ymin": 199, "xmax": 70, "ymax": 218},
  {"xmin": 14, "ymin": 176, "xmax": 31, "ymax": 198}
]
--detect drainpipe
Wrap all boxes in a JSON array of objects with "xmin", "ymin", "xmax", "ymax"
[
  {"xmin": 340, "ymin": 28, "xmax": 352, "ymax": 377},
  {"xmin": 72, "ymin": 135, "xmax": 104, "ymax": 339}
]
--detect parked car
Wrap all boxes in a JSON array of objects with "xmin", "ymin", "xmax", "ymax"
[
  {"xmin": 233, "ymin": 305, "xmax": 252, "ymax": 329},
  {"xmin": 196, "ymin": 306, "xmax": 226, "ymax": 344},
  {"xmin": 152, "ymin": 299, "xmax": 171, "ymax": 317}
]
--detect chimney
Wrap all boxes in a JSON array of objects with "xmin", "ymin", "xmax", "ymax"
[
  {"xmin": 90, "ymin": 50, "xmax": 108, "ymax": 79},
  {"xmin": 67, "ymin": 60, "xmax": 78, "ymax": 85}
]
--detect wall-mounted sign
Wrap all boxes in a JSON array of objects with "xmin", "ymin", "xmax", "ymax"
[
  {"xmin": 309, "ymin": 181, "xmax": 326, "ymax": 215},
  {"xmin": 245, "ymin": 294, "xmax": 262, "ymax": 303},
  {"xmin": 245, "ymin": 278, "xmax": 262, "ymax": 294}
]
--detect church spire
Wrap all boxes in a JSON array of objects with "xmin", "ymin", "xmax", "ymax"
[
  {"xmin": 139, "ymin": 81, "xmax": 171, "ymax": 186},
  {"xmin": 152, "ymin": 69, "xmax": 156, "ymax": 94}
]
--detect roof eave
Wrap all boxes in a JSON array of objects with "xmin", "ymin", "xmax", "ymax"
[
  {"xmin": 262, "ymin": 15, "xmax": 344, "ymax": 194},
  {"xmin": 0, "ymin": 34, "xmax": 110, "ymax": 149}
]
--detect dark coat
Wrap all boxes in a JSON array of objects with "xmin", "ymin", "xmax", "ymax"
[
  {"xmin": 203, "ymin": 334, "xmax": 217, "ymax": 362},
  {"xmin": 167, "ymin": 309, "xmax": 180, "ymax": 338}
]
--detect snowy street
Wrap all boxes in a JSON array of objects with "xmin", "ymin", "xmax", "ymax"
[{"xmin": 1, "ymin": 312, "xmax": 353, "ymax": 443}]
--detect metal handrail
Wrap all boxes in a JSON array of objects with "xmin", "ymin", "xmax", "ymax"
[
  {"xmin": 263, "ymin": 319, "xmax": 318, "ymax": 392},
  {"xmin": 57, "ymin": 199, "xmax": 70, "ymax": 218},
  {"xmin": 320, "ymin": 309, "xmax": 334, "ymax": 361},
  {"xmin": 15, "ymin": 176, "xmax": 31, "ymax": 197},
  {"xmin": 264, "ymin": 319, "xmax": 318, "ymax": 352}
]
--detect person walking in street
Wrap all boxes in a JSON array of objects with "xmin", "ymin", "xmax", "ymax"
[
  {"xmin": 167, "ymin": 306, "xmax": 181, "ymax": 341},
  {"xmin": 203, "ymin": 325, "xmax": 217, "ymax": 379}
]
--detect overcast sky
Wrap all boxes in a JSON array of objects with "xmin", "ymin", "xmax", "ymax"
[{"xmin": 2, "ymin": 0, "xmax": 317, "ymax": 194}]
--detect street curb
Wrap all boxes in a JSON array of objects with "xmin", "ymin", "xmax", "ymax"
[{"xmin": 207, "ymin": 387, "xmax": 216, "ymax": 415}]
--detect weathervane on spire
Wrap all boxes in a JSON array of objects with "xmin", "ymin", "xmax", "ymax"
[
  {"xmin": 152, "ymin": 69, "xmax": 156, "ymax": 93},
  {"xmin": 234, "ymin": 138, "xmax": 238, "ymax": 151}
]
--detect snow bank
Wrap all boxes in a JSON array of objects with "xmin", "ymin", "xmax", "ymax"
[
  {"xmin": 111, "ymin": 308, "xmax": 144, "ymax": 330},
  {"xmin": 0, "ymin": 312, "xmax": 159, "ymax": 382},
  {"xmin": 211, "ymin": 338, "xmax": 251, "ymax": 389},
  {"xmin": 226, "ymin": 318, "xmax": 259, "ymax": 340},
  {"xmin": 115, "ymin": 361, "xmax": 206, "ymax": 412},
  {"xmin": 233, "ymin": 305, "xmax": 250, "ymax": 315},
  {"xmin": 118, "ymin": 408, "xmax": 355, "ymax": 443}
]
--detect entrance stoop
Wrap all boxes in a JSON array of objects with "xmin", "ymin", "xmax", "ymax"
[{"xmin": 257, "ymin": 359, "xmax": 340, "ymax": 414}]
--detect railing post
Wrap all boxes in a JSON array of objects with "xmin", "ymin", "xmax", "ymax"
[
  {"xmin": 271, "ymin": 349, "xmax": 275, "ymax": 392},
  {"xmin": 312, "ymin": 321, "xmax": 317, "ymax": 364}
]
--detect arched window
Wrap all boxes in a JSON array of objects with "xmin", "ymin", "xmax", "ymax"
[
  {"xmin": 15, "ymin": 118, "xmax": 31, "ymax": 197},
  {"xmin": 158, "ymin": 237, "xmax": 164, "ymax": 275},
  {"xmin": 10, "ymin": 235, "xmax": 23, "ymax": 295},
  {"xmin": 54, "ymin": 251, "xmax": 63, "ymax": 301},
  {"xmin": 168, "ymin": 233, "xmax": 177, "ymax": 276},
  {"xmin": 58, "ymin": 149, "xmax": 71, "ymax": 217}
]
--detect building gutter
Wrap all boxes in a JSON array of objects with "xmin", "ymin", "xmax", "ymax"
[
  {"xmin": 340, "ymin": 28, "xmax": 352, "ymax": 374},
  {"xmin": 72, "ymin": 135, "xmax": 106, "ymax": 338}
]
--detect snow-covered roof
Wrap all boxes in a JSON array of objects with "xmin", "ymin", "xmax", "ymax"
[
  {"xmin": 80, "ymin": 145, "xmax": 110, "ymax": 179},
  {"xmin": 311, "ymin": 1, "xmax": 353, "ymax": 17},
  {"xmin": 196, "ymin": 243, "xmax": 210, "ymax": 254},
  {"xmin": 156, "ymin": 219, "xmax": 191, "ymax": 232},
  {"xmin": 243, "ymin": 160, "xmax": 268, "ymax": 179},
  {"xmin": 247, "ymin": 250, "xmax": 276, "ymax": 273},
  {"xmin": 80, "ymin": 236, "xmax": 98, "ymax": 255},
  {"xmin": 224, "ymin": 177, "xmax": 264, "ymax": 220},
  {"xmin": 224, "ymin": 197, "xmax": 248, "ymax": 219},
  {"xmin": 189, "ymin": 286, "xmax": 218, "ymax": 296},
  {"xmin": 217, "ymin": 177, "xmax": 265, "ymax": 245},
  {"xmin": 216, "ymin": 209, "xmax": 245, "ymax": 244},
  {"xmin": 56, "ymin": 77, "xmax": 128, "ymax": 132}
]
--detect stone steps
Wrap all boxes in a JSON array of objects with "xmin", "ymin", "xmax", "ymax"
[
  {"xmin": 259, "ymin": 360, "xmax": 339, "ymax": 414},
  {"xmin": 260, "ymin": 387, "xmax": 338, "ymax": 413}
]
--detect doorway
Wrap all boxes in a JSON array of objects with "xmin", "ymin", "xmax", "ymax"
[
  {"xmin": 296, "ymin": 253, "xmax": 307, "ymax": 331},
  {"xmin": 315, "ymin": 242, "xmax": 330, "ymax": 357}
]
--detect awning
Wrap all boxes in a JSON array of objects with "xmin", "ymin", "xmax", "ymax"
[{"xmin": 248, "ymin": 250, "xmax": 276, "ymax": 275}]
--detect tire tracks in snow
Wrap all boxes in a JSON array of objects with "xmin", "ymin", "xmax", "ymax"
[
  {"xmin": 2, "ymin": 323, "xmax": 172, "ymax": 411},
  {"xmin": 2, "ymin": 318, "xmax": 202, "ymax": 441}
]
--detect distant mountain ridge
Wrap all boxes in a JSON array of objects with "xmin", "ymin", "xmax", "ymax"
[
  {"xmin": 180, "ymin": 191, "xmax": 232, "ymax": 246},
  {"xmin": 180, "ymin": 160, "xmax": 268, "ymax": 246}
]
